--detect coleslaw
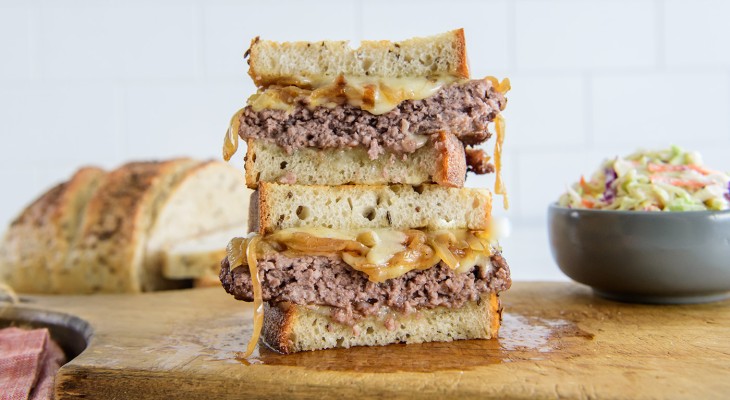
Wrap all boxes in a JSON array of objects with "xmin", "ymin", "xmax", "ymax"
[{"xmin": 559, "ymin": 146, "xmax": 730, "ymax": 211}]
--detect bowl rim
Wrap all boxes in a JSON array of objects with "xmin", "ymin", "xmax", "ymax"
[{"xmin": 548, "ymin": 202, "xmax": 730, "ymax": 216}]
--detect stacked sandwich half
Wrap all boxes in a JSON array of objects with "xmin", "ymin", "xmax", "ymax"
[{"xmin": 220, "ymin": 29, "xmax": 512, "ymax": 355}]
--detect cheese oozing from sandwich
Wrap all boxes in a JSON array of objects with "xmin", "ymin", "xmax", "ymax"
[{"xmin": 247, "ymin": 75, "xmax": 461, "ymax": 116}]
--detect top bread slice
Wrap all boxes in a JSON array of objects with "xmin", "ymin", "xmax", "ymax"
[
  {"xmin": 250, "ymin": 182, "xmax": 492, "ymax": 234},
  {"xmin": 0, "ymin": 167, "xmax": 106, "ymax": 294},
  {"xmin": 247, "ymin": 29, "xmax": 469, "ymax": 87}
]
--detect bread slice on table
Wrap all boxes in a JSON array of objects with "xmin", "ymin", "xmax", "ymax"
[
  {"xmin": 244, "ymin": 131, "xmax": 467, "ymax": 189},
  {"xmin": 263, "ymin": 294, "xmax": 501, "ymax": 354},
  {"xmin": 146, "ymin": 161, "xmax": 250, "ymax": 283},
  {"xmin": 249, "ymin": 182, "xmax": 492, "ymax": 234},
  {"xmin": 247, "ymin": 28, "xmax": 469, "ymax": 87},
  {"xmin": 0, "ymin": 167, "xmax": 106, "ymax": 294},
  {"xmin": 162, "ymin": 226, "xmax": 242, "ymax": 280}
]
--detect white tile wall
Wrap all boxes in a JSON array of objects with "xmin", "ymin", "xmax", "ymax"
[
  {"xmin": 0, "ymin": 6, "xmax": 31, "ymax": 80},
  {"xmin": 665, "ymin": 0, "xmax": 730, "ymax": 67},
  {"xmin": 515, "ymin": 0, "xmax": 657, "ymax": 70},
  {"xmin": 2, "ymin": 0, "xmax": 730, "ymax": 282}
]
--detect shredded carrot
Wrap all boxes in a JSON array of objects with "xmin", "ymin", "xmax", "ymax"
[
  {"xmin": 668, "ymin": 179, "xmax": 706, "ymax": 189},
  {"xmin": 648, "ymin": 163, "xmax": 687, "ymax": 173},
  {"xmin": 580, "ymin": 176, "xmax": 590, "ymax": 192},
  {"xmin": 652, "ymin": 174, "xmax": 706, "ymax": 189},
  {"xmin": 648, "ymin": 163, "xmax": 713, "ymax": 175},
  {"xmin": 582, "ymin": 199, "xmax": 595, "ymax": 208},
  {"xmin": 688, "ymin": 165, "xmax": 714, "ymax": 175}
]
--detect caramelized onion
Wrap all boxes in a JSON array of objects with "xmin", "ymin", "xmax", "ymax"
[
  {"xmin": 226, "ymin": 237, "xmax": 245, "ymax": 269},
  {"xmin": 222, "ymin": 109, "xmax": 244, "ymax": 161},
  {"xmin": 242, "ymin": 235, "xmax": 263, "ymax": 358},
  {"xmin": 494, "ymin": 113, "xmax": 508, "ymax": 209}
]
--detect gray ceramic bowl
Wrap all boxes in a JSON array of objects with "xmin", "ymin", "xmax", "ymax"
[{"xmin": 548, "ymin": 204, "xmax": 730, "ymax": 304}]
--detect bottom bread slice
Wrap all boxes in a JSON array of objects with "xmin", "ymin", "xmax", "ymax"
[{"xmin": 262, "ymin": 293, "xmax": 501, "ymax": 354}]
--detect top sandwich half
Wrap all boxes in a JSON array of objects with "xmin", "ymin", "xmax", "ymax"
[{"xmin": 223, "ymin": 29, "xmax": 509, "ymax": 189}]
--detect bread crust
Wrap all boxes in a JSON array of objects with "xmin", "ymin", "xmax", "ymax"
[
  {"xmin": 0, "ymin": 167, "xmax": 106, "ymax": 294},
  {"xmin": 262, "ymin": 294, "xmax": 500, "ymax": 354},
  {"xmin": 434, "ymin": 131, "xmax": 466, "ymax": 188},
  {"xmin": 453, "ymin": 28, "xmax": 469, "ymax": 79},
  {"xmin": 262, "ymin": 302, "xmax": 297, "ymax": 354}
]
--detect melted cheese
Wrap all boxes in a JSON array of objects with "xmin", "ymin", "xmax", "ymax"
[{"xmin": 247, "ymin": 75, "xmax": 460, "ymax": 116}]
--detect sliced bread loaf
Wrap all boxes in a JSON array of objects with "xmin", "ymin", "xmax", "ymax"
[{"xmin": 0, "ymin": 167, "xmax": 106, "ymax": 294}]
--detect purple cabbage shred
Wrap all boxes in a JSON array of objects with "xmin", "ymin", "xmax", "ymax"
[
  {"xmin": 602, "ymin": 167, "xmax": 618, "ymax": 203},
  {"xmin": 725, "ymin": 181, "xmax": 730, "ymax": 202}
]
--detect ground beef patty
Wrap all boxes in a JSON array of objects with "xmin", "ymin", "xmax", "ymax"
[
  {"xmin": 239, "ymin": 79, "xmax": 506, "ymax": 159},
  {"xmin": 220, "ymin": 252, "xmax": 511, "ymax": 326}
]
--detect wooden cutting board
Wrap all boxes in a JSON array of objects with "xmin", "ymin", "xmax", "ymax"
[{"xmin": 7, "ymin": 282, "xmax": 730, "ymax": 399}]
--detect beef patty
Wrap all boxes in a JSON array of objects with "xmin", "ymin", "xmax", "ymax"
[
  {"xmin": 239, "ymin": 79, "xmax": 506, "ymax": 159},
  {"xmin": 220, "ymin": 252, "xmax": 511, "ymax": 326}
]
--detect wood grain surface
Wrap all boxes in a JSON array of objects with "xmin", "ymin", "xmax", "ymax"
[{"xmin": 5, "ymin": 282, "xmax": 730, "ymax": 399}]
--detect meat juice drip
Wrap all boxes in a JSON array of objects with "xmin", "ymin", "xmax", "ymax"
[
  {"xmin": 240, "ymin": 236, "xmax": 263, "ymax": 359},
  {"xmin": 251, "ymin": 312, "xmax": 594, "ymax": 372}
]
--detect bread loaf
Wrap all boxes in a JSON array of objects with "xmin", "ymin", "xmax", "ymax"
[
  {"xmin": 0, "ymin": 159, "xmax": 248, "ymax": 294},
  {"xmin": 0, "ymin": 167, "xmax": 105, "ymax": 293}
]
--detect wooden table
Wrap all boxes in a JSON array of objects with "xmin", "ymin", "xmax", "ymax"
[{"xmin": 5, "ymin": 282, "xmax": 729, "ymax": 399}]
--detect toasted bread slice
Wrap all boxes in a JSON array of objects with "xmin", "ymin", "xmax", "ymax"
[
  {"xmin": 244, "ymin": 132, "xmax": 466, "ymax": 189},
  {"xmin": 263, "ymin": 293, "xmax": 501, "ymax": 354},
  {"xmin": 162, "ymin": 226, "xmax": 242, "ymax": 280},
  {"xmin": 249, "ymin": 182, "xmax": 491, "ymax": 234},
  {"xmin": 0, "ymin": 167, "xmax": 106, "ymax": 294},
  {"xmin": 247, "ymin": 29, "xmax": 469, "ymax": 87}
]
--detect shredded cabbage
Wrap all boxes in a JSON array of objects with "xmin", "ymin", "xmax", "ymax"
[{"xmin": 558, "ymin": 146, "xmax": 730, "ymax": 211}]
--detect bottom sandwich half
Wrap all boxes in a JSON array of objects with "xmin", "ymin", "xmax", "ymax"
[{"xmin": 219, "ymin": 230, "xmax": 511, "ymax": 354}]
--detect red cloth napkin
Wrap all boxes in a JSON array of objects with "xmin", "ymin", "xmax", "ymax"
[{"xmin": 0, "ymin": 327, "xmax": 65, "ymax": 400}]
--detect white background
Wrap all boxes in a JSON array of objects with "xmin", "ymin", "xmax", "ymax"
[{"xmin": 1, "ymin": 0, "xmax": 729, "ymax": 281}]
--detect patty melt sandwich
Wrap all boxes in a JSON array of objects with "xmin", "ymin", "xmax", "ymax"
[{"xmin": 220, "ymin": 29, "xmax": 512, "ymax": 355}]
